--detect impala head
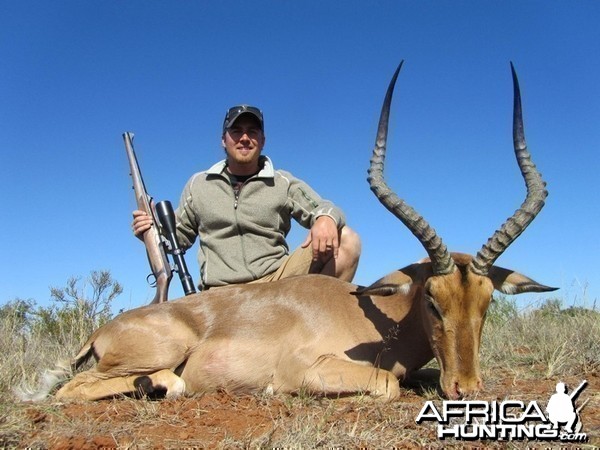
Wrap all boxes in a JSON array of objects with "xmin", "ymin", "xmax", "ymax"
[{"xmin": 367, "ymin": 62, "xmax": 557, "ymax": 399}]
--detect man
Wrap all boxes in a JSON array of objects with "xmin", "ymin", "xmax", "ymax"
[
  {"xmin": 546, "ymin": 382, "xmax": 579, "ymax": 433},
  {"xmin": 133, "ymin": 104, "xmax": 361, "ymax": 290}
]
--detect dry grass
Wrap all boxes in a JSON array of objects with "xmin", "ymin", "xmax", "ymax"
[
  {"xmin": 483, "ymin": 299, "xmax": 600, "ymax": 374},
  {"xmin": 1, "ymin": 295, "xmax": 599, "ymax": 448}
]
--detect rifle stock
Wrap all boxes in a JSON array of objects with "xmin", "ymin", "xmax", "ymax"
[{"xmin": 123, "ymin": 132, "xmax": 172, "ymax": 304}]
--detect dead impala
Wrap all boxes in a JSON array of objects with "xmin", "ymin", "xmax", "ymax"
[{"xmin": 25, "ymin": 61, "xmax": 557, "ymax": 402}]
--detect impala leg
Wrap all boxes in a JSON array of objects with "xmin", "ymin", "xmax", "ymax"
[
  {"xmin": 56, "ymin": 369, "xmax": 186, "ymax": 401},
  {"xmin": 301, "ymin": 356, "xmax": 401, "ymax": 401},
  {"xmin": 133, "ymin": 369, "xmax": 187, "ymax": 398}
]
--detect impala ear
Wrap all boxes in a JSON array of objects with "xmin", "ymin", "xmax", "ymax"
[
  {"xmin": 352, "ymin": 283, "xmax": 409, "ymax": 297},
  {"xmin": 488, "ymin": 266, "xmax": 559, "ymax": 294},
  {"xmin": 352, "ymin": 270, "xmax": 415, "ymax": 297}
]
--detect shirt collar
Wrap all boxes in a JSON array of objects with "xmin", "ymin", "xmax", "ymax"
[{"xmin": 206, "ymin": 155, "xmax": 275, "ymax": 179}]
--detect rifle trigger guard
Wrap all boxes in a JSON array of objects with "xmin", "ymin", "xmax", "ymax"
[{"xmin": 146, "ymin": 272, "xmax": 157, "ymax": 287}]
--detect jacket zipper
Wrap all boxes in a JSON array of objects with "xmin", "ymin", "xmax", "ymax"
[{"xmin": 230, "ymin": 179, "xmax": 257, "ymax": 279}]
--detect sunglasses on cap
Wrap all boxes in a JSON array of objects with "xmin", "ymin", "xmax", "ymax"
[{"xmin": 223, "ymin": 105, "xmax": 264, "ymax": 134}]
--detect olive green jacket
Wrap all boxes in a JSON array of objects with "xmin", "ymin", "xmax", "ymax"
[{"xmin": 175, "ymin": 156, "xmax": 345, "ymax": 288}]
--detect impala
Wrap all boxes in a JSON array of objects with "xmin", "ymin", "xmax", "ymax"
[{"xmin": 25, "ymin": 62, "xmax": 557, "ymax": 402}]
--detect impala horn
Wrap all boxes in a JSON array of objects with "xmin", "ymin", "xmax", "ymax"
[
  {"xmin": 470, "ymin": 63, "xmax": 549, "ymax": 275},
  {"xmin": 368, "ymin": 61, "xmax": 455, "ymax": 276}
]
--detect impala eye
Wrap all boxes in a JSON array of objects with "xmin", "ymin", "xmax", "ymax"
[{"xmin": 426, "ymin": 297, "xmax": 442, "ymax": 319}]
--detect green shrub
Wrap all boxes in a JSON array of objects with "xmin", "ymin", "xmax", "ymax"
[
  {"xmin": 0, "ymin": 270, "xmax": 121, "ymax": 394},
  {"xmin": 486, "ymin": 294, "xmax": 519, "ymax": 325}
]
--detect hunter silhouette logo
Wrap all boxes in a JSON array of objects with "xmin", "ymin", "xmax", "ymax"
[
  {"xmin": 546, "ymin": 380, "xmax": 587, "ymax": 434},
  {"xmin": 416, "ymin": 380, "xmax": 589, "ymax": 442}
]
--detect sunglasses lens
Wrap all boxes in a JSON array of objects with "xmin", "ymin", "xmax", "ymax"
[
  {"xmin": 227, "ymin": 106, "xmax": 261, "ymax": 118},
  {"xmin": 223, "ymin": 105, "xmax": 263, "ymax": 132}
]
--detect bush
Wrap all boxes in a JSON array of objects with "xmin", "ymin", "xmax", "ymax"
[
  {"xmin": 42, "ymin": 270, "xmax": 122, "ymax": 345},
  {"xmin": 486, "ymin": 294, "xmax": 519, "ymax": 325},
  {"xmin": 0, "ymin": 270, "xmax": 122, "ymax": 394},
  {"xmin": 481, "ymin": 297, "xmax": 600, "ymax": 378}
]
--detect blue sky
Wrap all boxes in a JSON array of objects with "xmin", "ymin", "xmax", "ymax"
[{"xmin": 1, "ymin": 1, "xmax": 598, "ymax": 313}]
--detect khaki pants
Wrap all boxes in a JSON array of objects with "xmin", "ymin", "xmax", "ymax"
[{"xmin": 250, "ymin": 244, "xmax": 319, "ymax": 284}]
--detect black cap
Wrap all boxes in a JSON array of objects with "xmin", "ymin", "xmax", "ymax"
[{"xmin": 222, "ymin": 105, "xmax": 264, "ymax": 134}]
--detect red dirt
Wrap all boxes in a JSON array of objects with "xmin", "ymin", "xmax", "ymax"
[{"xmin": 12, "ymin": 373, "xmax": 600, "ymax": 449}]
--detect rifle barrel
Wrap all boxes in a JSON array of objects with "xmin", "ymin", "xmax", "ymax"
[{"xmin": 123, "ymin": 132, "xmax": 172, "ymax": 303}]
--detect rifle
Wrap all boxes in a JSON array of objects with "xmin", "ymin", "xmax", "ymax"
[
  {"xmin": 155, "ymin": 200, "xmax": 196, "ymax": 296},
  {"xmin": 122, "ymin": 132, "xmax": 196, "ymax": 304},
  {"xmin": 569, "ymin": 379, "xmax": 587, "ymax": 401}
]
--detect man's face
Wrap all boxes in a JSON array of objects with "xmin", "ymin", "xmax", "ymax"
[{"xmin": 222, "ymin": 114, "xmax": 265, "ymax": 170}]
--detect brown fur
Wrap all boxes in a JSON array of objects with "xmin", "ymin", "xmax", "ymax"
[{"xmin": 55, "ymin": 253, "xmax": 554, "ymax": 401}]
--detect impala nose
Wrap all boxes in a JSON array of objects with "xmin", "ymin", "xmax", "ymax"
[{"xmin": 448, "ymin": 377, "xmax": 484, "ymax": 399}]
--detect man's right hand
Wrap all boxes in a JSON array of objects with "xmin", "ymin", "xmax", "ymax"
[{"xmin": 132, "ymin": 210, "xmax": 153, "ymax": 240}]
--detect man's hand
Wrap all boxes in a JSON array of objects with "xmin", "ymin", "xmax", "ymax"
[
  {"xmin": 132, "ymin": 209, "xmax": 153, "ymax": 240},
  {"xmin": 301, "ymin": 216, "xmax": 340, "ymax": 262}
]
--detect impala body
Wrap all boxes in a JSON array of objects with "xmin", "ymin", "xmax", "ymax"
[{"xmin": 35, "ymin": 62, "xmax": 557, "ymax": 401}]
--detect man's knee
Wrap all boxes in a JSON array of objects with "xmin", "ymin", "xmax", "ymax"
[{"xmin": 340, "ymin": 226, "xmax": 361, "ymax": 259}]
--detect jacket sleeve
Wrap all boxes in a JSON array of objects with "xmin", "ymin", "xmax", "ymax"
[
  {"xmin": 174, "ymin": 174, "xmax": 201, "ymax": 250},
  {"xmin": 283, "ymin": 170, "xmax": 346, "ymax": 229}
]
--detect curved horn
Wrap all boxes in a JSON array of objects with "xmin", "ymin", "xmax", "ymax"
[
  {"xmin": 471, "ymin": 63, "xmax": 549, "ymax": 275},
  {"xmin": 368, "ymin": 61, "xmax": 455, "ymax": 276}
]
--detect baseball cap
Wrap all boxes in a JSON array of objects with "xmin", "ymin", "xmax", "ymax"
[{"xmin": 222, "ymin": 105, "xmax": 264, "ymax": 134}]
